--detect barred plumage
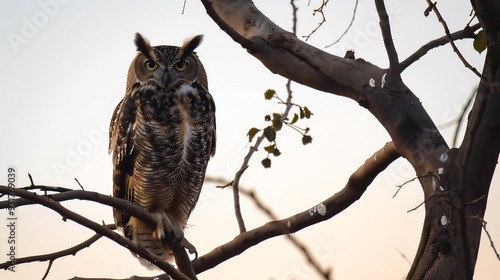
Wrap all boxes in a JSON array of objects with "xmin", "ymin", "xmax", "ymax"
[{"xmin": 109, "ymin": 33, "xmax": 215, "ymax": 265}]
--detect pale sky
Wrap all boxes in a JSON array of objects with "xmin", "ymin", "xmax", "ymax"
[{"xmin": 0, "ymin": 1, "xmax": 498, "ymax": 279}]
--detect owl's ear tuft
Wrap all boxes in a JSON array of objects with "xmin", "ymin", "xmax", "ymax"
[
  {"xmin": 179, "ymin": 35, "xmax": 204, "ymax": 61},
  {"xmin": 134, "ymin": 33, "xmax": 155, "ymax": 61}
]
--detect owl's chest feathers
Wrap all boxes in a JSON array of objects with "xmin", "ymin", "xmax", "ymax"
[{"xmin": 131, "ymin": 85, "xmax": 212, "ymax": 210}]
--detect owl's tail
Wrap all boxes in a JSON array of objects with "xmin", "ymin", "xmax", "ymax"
[{"xmin": 126, "ymin": 216, "xmax": 174, "ymax": 267}]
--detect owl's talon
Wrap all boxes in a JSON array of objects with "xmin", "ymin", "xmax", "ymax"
[{"xmin": 179, "ymin": 237, "xmax": 197, "ymax": 261}]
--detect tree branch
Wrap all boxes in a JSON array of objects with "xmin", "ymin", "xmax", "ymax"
[
  {"xmin": 399, "ymin": 23, "xmax": 480, "ymax": 72},
  {"xmin": 240, "ymin": 187, "xmax": 332, "ymax": 280},
  {"xmin": 451, "ymin": 87, "xmax": 476, "ymax": 147},
  {"xmin": 0, "ymin": 186, "xmax": 190, "ymax": 280},
  {"xmin": 302, "ymin": 0, "xmax": 329, "ymax": 41},
  {"xmin": 424, "ymin": 1, "xmax": 489, "ymax": 86},
  {"xmin": 200, "ymin": 0, "xmax": 256, "ymax": 52},
  {"xmin": 192, "ymin": 142, "xmax": 400, "ymax": 273},
  {"xmin": 0, "ymin": 224, "xmax": 115, "ymax": 269},
  {"xmin": 325, "ymin": 0, "xmax": 358, "ymax": 48},
  {"xmin": 207, "ymin": 176, "xmax": 331, "ymax": 279},
  {"xmin": 200, "ymin": 0, "xmax": 383, "ymax": 100},
  {"xmin": 374, "ymin": 0, "xmax": 400, "ymax": 77}
]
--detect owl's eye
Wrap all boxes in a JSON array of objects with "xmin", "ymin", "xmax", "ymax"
[
  {"xmin": 174, "ymin": 61, "xmax": 188, "ymax": 72},
  {"xmin": 144, "ymin": 60, "xmax": 158, "ymax": 71}
]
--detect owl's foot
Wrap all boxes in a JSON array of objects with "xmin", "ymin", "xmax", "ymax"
[{"xmin": 151, "ymin": 212, "xmax": 184, "ymax": 244}]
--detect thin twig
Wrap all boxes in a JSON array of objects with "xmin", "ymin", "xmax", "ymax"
[
  {"xmin": 325, "ymin": 0, "xmax": 358, "ymax": 48},
  {"xmin": 74, "ymin": 178, "xmax": 85, "ymax": 190},
  {"xmin": 232, "ymin": 137, "xmax": 264, "ymax": 233},
  {"xmin": 395, "ymin": 248, "xmax": 411, "ymax": 266},
  {"xmin": 465, "ymin": 195, "xmax": 486, "ymax": 206},
  {"xmin": 467, "ymin": 216, "xmax": 500, "ymax": 261},
  {"xmin": 407, "ymin": 200, "xmax": 427, "ymax": 213},
  {"xmin": 303, "ymin": 0, "xmax": 329, "ymax": 41},
  {"xmin": 393, "ymin": 176, "xmax": 419, "ymax": 198},
  {"xmin": 182, "ymin": 0, "xmax": 187, "ymax": 14},
  {"xmin": 28, "ymin": 173, "xmax": 35, "ymax": 186},
  {"xmin": 393, "ymin": 173, "xmax": 438, "ymax": 198},
  {"xmin": 451, "ymin": 87, "xmax": 477, "ymax": 147},
  {"xmin": 41, "ymin": 259, "xmax": 54, "ymax": 280},
  {"xmin": 290, "ymin": 0, "xmax": 298, "ymax": 35},
  {"xmin": 424, "ymin": 1, "xmax": 489, "ymax": 86},
  {"xmin": 406, "ymin": 191, "xmax": 439, "ymax": 213}
]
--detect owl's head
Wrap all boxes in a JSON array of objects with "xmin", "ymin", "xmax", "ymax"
[{"xmin": 127, "ymin": 33, "xmax": 207, "ymax": 92}]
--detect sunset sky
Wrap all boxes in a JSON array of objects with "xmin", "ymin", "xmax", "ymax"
[{"xmin": 1, "ymin": 1, "xmax": 499, "ymax": 279}]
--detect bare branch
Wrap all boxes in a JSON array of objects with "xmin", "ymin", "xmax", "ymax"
[
  {"xmin": 374, "ymin": 0, "xmax": 400, "ymax": 77},
  {"xmin": 399, "ymin": 23, "xmax": 480, "ymax": 72},
  {"xmin": 206, "ymin": 176, "xmax": 331, "ymax": 280},
  {"xmin": 451, "ymin": 87, "xmax": 476, "ymax": 147},
  {"xmin": 424, "ymin": 1, "xmax": 489, "ymax": 86},
  {"xmin": 240, "ymin": 188, "xmax": 332, "ymax": 280},
  {"xmin": 0, "ymin": 224, "xmax": 115, "ymax": 269},
  {"xmin": 0, "ymin": 186, "xmax": 190, "ymax": 280},
  {"xmin": 0, "ymin": 188, "xmax": 158, "ymax": 231},
  {"xmin": 231, "ymin": 135, "xmax": 265, "ymax": 233},
  {"xmin": 290, "ymin": 0, "xmax": 298, "ymax": 35},
  {"xmin": 75, "ymin": 178, "xmax": 85, "ymax": 190},
  {"xmin": 325, "ymin": 0, "xmax": 358, "ymax": 48},
  {"xmin": 303, "ymin": 0, "xmax": 329, "ymax": 41},
  {"xmin": 395, "ymin": 248, "xmax": 411, "ymax": 266},
  {"xmin": 70, "ymin": 275, "xmax": 172, "ymax": 280},
  {"xmin": 467, "ymin": 216, "xmax": 500, "ymax": 261},
  {"xmin": 392, "ymin": 176, "xmax": 419, "ymax": 198},
  {"xmin": 41, "ymin": 260, "xmax": 53, "ymax": 280},
  {"xmin": 193, "ymin": 142, "xmax": 400, "ymax": 273}
]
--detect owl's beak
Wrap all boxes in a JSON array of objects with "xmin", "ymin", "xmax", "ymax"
[{"xmin": 162, "ymin": 71, "xmax": 172, "ymax": 89}]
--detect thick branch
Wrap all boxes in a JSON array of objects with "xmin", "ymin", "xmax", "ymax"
[
  {"xmin": 0, "ymin": 188, "xmax": 157, "ymax": 230},
  {"xmin": 192, "ymin": 142, "xmax": 400, "ymax": 273},
  {"xmin": 201, "ymin": 0, "xmax": 382, "ymax": 100}
]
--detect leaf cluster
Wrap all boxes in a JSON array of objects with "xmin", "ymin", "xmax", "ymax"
[{"xmin": 247, "ymin": 89, "xmax": 313, "ymax": 168}]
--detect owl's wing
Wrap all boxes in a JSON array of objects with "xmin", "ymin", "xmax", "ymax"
[
  {"xmin": 210, "ymin": 100, "xmax": 216, "ymax": 157},
  {"xmin": 109, "ymin": 97, "xmax": 137, "ymax": 232}
]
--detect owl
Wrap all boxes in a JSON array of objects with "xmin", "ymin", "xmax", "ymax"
[{"xmin": 109, "ymin": 33, "xmax": 216, "ymax": 264}]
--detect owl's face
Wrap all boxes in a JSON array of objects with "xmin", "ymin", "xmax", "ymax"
[{"xmin": 127, "ymin": 33, "xmax": 207, "ymax": 92}]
